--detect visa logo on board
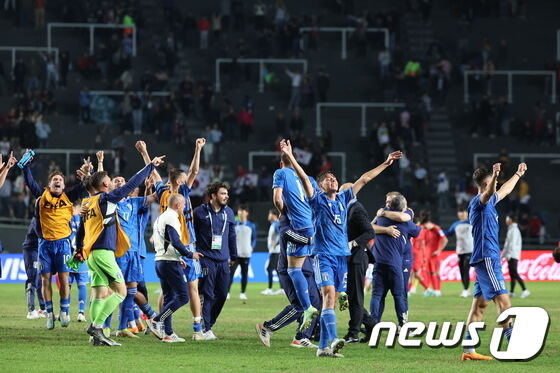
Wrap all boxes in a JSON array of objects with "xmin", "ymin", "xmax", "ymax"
[{"xmin": 0, "ymin": 255, "xmax": 28, "ymax": 282}]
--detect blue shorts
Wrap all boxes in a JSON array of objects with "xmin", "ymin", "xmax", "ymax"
[
  {"xmin": 314, "ymin": 254, "xmax": 348, "ymax": 292},
  {"xmin": 69, "ymin": 271, "xmax": 89, "ymax": 285},
  {"xmin": 184, "ymin": 257, "xmax": 203, "ymax": 282},
  {"xmin": 473, "ymin": 257, "xmax": 508, "ymax": 301},
  {"xmin": 115, "ymin": 250, "xmax": 144, "ymax": 283},
  {"xmin": 38, "ymin": 238, "xmax": 72, "ymax": 274},
  {"xmin": 284, "ymin": 227, "xmax": 313, "ymax": 257}
]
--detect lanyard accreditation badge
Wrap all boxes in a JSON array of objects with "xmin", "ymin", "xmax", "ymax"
[{"xmin": 208, "ymin": 205, "xmax": 227, "ymax": 250}]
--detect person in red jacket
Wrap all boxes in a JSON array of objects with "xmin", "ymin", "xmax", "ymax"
[
  {"xmin": 419, "ymin": 210, "xmax": 448, "ymax": 296},
  {"xmin": 237, "ymin": 107, "xmax": 254, "ymax": 142},
  {"xmin": 197, "ymin": 17, "xmax": 210, "ymax": 49}
]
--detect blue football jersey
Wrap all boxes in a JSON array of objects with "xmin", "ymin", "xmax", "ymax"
[
  {"xmin": 117, "ymin": 196, "xmax": 147, "ymax": 252},
  {"xmin": 468, "ymin": 193, "xmax": 501, "ymax": 264},
  {"xmin": 309, "ymin": 187, "xmax": 355, "ymax": 256},
  {"xmin": 272, "ymin": 167, "xmax": 314, "ymax": 231}
]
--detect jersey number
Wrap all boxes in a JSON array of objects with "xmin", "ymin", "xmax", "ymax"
[{"xmin": 334, "ymin": 214, "xmax": 342, "ymax": 225}]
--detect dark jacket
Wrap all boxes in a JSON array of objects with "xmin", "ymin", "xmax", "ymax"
[{"xmin": 347, "ymin": 201, "xmax": 375, "ymax": 264}]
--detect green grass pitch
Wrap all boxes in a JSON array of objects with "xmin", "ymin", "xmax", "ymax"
[{"xmin": 0, "ymin": 281, "xmax": 558, "ymax": 372}]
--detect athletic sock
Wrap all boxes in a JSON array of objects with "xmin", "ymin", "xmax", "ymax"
[
  {"xmin": 431, "ymin": 274, "xmax": 441, "ymax": 291},
  {"xmin": 104, "ymin": 312, "xmax": 113, "ymax": 329},
  {"xmin": 287, "ymin": 267, "xmax": 311, "ymax": 310},
  {"xmin": 119, "ymin": 287, "xmax": 137, "ymax": 330},
  {"xmin": 133, "ymin": 305, "xmax": 141, "ymax": 320},
  {"xmin": 45, "ymin": 300, "xmax": 53, "ymax": 314},
  {"xmin": 504, "ymin": 327, "xmax": 513, "ymax": 341},
  {"xmin": 94, "ymin": 293, "xmax": 124, "ymax": 326},
  {"xmin": 323, "ymin": 308, "xmax": 337, "ymax": 340},
  {"xmin": 319, "ymin": 313, "xmax": 329, "ymax": 349},
  {"xmin": 138, "ymin": 302, "xmax": 157, "ymax": 319},
  {"xmin": 77, "ymin": 285, "xmax": 87, "ymax": 313},
  {"xmin": 60, "ymin": 297, "xmax": 70, "ymax": 315},
  {"xmin": 463, "ymin": 330, "xmax": 475, "ymax": 353},
  {"xmin": 90, "ymin": 299, "xmax": 103, "ymax": 328},
  {"xmin": 193, "ymin": 316, "xmax": 202, "ymax": 332}
]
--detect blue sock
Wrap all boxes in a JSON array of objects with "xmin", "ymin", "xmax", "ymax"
[
  {"xmin": 45, "ymin": 300, "xmax": 53, "ymax": 314},
  {"xmin": 504, "ymin": 327, "xmax": 512, "ymax": 341},
  {"xmin": 77, "ymin": 285, "xmax": 87, "ymax": 313},
  {"xmin": 133, "ymin": 305, "xmax": 140, "ymax": 320},
  {"xmin": 60, "ymin": 298, "xmax": 70, "ymax": 315},
  {"xmin": 323, "ymin": 308, "xmax": 337, "ymax": 341},
  {"xmin": 319, "ymin": 313, "xmax": 329, "ymax": 349},
  {"xmin": 139, "ymin": 302, "xmax": 157, "ymax": 319},
  {"xmin": 287, "ymin": 267, "xmax": 311, "ymax": 310},
  {"xmin": 104, "ymin": 313, "xmax": 113, "ymax": 329},
  {"xmin": 119, "ymin": 287, "xmax": 137, "ymax": 330},
  {"xmin": 193, "ymin": 317, "xmax": 202, "ymax": 332}
]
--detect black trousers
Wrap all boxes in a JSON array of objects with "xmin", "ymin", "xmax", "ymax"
[
  {"xmin": 347, "ymin": 258, "xmax": 375, "ymax": 337},
  {"xmin": 267, "ymin": 253, "xmax": 279, "ymax": 288},
  {"xmin": 458, "ymin": 253, "xmax": 471, "ymax": 290},
  {"xmin": 508, "ymin": 258, "xmax": 526, "ymax": 292},
  {"xmin": 229, "ymin": 257, "xmax": 250, "ymax": 293}
]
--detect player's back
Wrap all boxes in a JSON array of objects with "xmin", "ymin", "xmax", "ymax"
[
  {"xmin": 272, "ymin": 167, "xmax": 313, "ymax": 230},
  {"xmin": 423, "ymin": 224, "xmax": 444, "ymax": 253},
  {"xmin": 468, "ymin": 194, "xmax": 501, "ymax": 263}
]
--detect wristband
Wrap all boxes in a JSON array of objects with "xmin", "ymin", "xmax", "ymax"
[{"xmin": 515, "ymin": 173, "xmax": 523, "ymax": 178}]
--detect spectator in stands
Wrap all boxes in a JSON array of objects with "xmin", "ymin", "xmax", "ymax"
[
  {"xmin": 118, "ymin": 68, "xmax": 134, "ymax": 90},
  {"xmin": 414, "ymin": 163, "xmax": 428, "ymax": 187},
  {"xmin": 26, "ymin": 58, "xmax": 40, "ymax": 93},
  {"xmin": 289, "ymin": 108, "xmax": 304, "ymax": 136},
  {"xmin": 13, "ymin": 58, "xmax": 26, "ymax": 97},
  {"xmin": 398, "ymin": 150, "xmax": 411, "ymax": 190},
  {"xmin": 436, "ymin": 170, "xmax": 450, "ymax": 209},
  {"xmin": 58, "ymin": 51, "xmax": 69, "ymax": 88},
  {"xmin": 274, "ymin": 111, "xmax": 287, "ymax": 138},
  {"xmin": 34, "ymin": 114, "xmax": 51, "ymax": 148},
  {"xmin": 316, "ymin": 68, "xmax": 330, "ymax": 102},
  {"xmin": 301, "ymin": 75, "xmax": 314, "ymax": 109},
  {"xmin": 0, "ymin": 137, "xmax": 10, "ymax": 157},
  {"xmin": 19, "ymin": 111, "xmax": 37, "ymax": 149},
  {"xmin": 131, "ymin": 94, "xmax": 143, "ymax": 135},
  {"xmin": 545, "ymin": 119, "xmax": 557, "ymax": 146},
  {"xmin": 274, "ymin": 0, "xmax": 288, "ymax": 31},
  {"xmin": 232, "ymin": 0, "xmax": 245, "ymax": 31},
  {"xmin": 79, "ymin": 87, "xmax": 91, "ymax": 125},
  {"xmin": 157, "ymin": 100, "xmax": 175, "ymax": 141},
  {"xmin": 285, "ymin": 68, "xmax": 302, "ymax": 110},
  {"xmin": 377, "ymin": 122, "xmax": 390, "ymax": 147},
  {"xmin": 209, "ymin": 124, "xmax": 223, "ymax": 163},
  {"xmin": 34, "ymin": 0, "xmax": 46, "ymax": 29},
  {"xmin": 0, "ymin": 177, "xmax": 12, "ymax": 216},
  {"xmin": 112, "ymin": 148, "xmax": 126, "ymax": 175},
  {"xmin": 378, "ymin": 47, "xmax": 391, "ymax": 80},
  {"xmin": 0, "ymin": 61, "xmax": 6, "ymax": 96},
  {"xmin": 212, "ymin": 11, "xmax": 223, "ymax": 45},
  {"xmin": 253, "ymin": 0, "xmax": 266, "ymax": 31},
  {"xmin": 197, "ymin": 16, "xmax": 211, "ymax": 49},
  {"xmin": 237, "ymin": 106, "xmax": 254, "ymax": 142},
  {"xmin": 39, "ymin": 52, "xmax": 58, "ymax": 91},
  {"xmin": 111, "ymin": 134, "xmax": 125, "ymax": 152}
]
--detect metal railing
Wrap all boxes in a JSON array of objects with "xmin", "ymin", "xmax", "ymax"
[
  {"xmin": 215, "ymin": 58, "xmax": 308, "ymax": 93},
  {"xmin": 248, "ymin": 151, "xmax": 347, "ymax": 182},
  {"xmin": 47, "ymin": 22, "xmax": 137, "ymax": 56},
  {"xmin": 473, "ymin": 153, "xmax": 560, "ymax": 169},
  {"xmin": 316, "ymin": 102, "xmax": 405, "ymax": 137},
  {"xmin": 89, "ymin": 90, "xmax": 171, "ymax": 97},
  {"xmin": 299, "ymin": 27, "xmax": 389, "ymax": 59},
  {"xmin": 0, "ymin": 46, "xmax": 59, "ymax": 69},
  {"xmin": 463, "ymin": 70, "xmax": 557, "ymax": 104},
  {"xmin": 34, "ymin": 149, "xmax": 116, "ymax": 175}
]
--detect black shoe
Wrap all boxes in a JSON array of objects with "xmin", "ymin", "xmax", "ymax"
[
  {"xmin": 343, "ymin": 334, "xmax": 360, "ymax": 343},
  {"xmin": 88, "ymin": 325, "xmax": 120, "ymax": 346}
]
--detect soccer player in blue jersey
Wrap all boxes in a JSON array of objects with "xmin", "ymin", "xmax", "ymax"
[
  {"xmin": 111, "ymin": 174, "xmax": 155, "ymax": 338},
  {"xmin": 136, "ymin": 139, "xmax": 206, "ymax": 340},
  {"xmin": 69, "ymin": 202, "xmax": 88, "ymax": 322},
  {"xmin": 272, "ymin": 149, "xmax": 318, "ymax": 330},
  {"xmin": 280, "ymin": 139, "xmax": 401, "ymax": 358},
  {"xmin": 461, "ymin": 162, "xmax": 527, "ymax": 361}
]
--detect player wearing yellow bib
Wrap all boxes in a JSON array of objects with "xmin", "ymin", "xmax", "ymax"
[
  {"xmin": 82, "ymin": 155, "xmax": 165, "ymax": 346},
  {"xmin": 22, "ymin": 153, "xmax": 88, "ymax": 330},
  {"xmin": 136, "ymin": 139, "xmax": 207, "ymax": 340}
]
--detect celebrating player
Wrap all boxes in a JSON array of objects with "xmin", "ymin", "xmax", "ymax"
[
  {"xmin": 280, "ymin": 138, "xmax": 401, "ymax": 358},
  {"xmin": 461, "ymin": 162, "xmax": 527, "ymax": 361},
  {"xmin": 418, "ymin": 211, "xmax": 448, "ymax": 297}
]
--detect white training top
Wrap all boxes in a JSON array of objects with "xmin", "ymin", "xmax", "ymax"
[
  {"xmin": 235, "ymin": 222, "xmax": 254, "ymax": 258},
  {"xmin": 453, "ymin": 221, "xmax": 474, "ymax": 255},
  {"xmin": 267, "ymin": 222, "xmax": 280, "ymax": 254},
  {"xmin": 152, "ymin": 208, "xmax": 183, "ymax": 262},
  {"xmin": 503, "ymin": 223, "xmax": 523, "ymax": 260}
]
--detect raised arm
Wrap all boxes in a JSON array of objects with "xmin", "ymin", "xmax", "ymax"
[
  {"xmin": 496, "ymin": 163, "xmax": 527, "ymax": 202},
  {"xmin": 135, "ymin": 141, "xmax": 162, "ymax": 183},
  {"xmin": 22, "ymin": 163, "xmax": 44, "ymax": 198},
  {"xmin": 96, "ymin": 151, "xmax": 104, "ymax": 172},
  {"xmin": 279, "ymin": 139, "xmax": 313, "ymax": 198},
  {"xmin": 352, "ymin": 151, "xmax": 402, "ymax": 196},
  {"xmin": 185, "ymin": 138, "xmax": 205, "ymax": 189},
  {"xmin": 106, "ymin": 157, "xmax": 164, "ymax": 202},
  {"xmin": 0, "ymin": 152, "xmax": 17, "ymax": 189},
  {"xmin": 480, "ymin": 163, "xmax": 500, "ymax": 205}
]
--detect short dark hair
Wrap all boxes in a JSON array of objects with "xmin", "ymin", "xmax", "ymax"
[
  {"xmin": 506, "ymin": 214, "xmax": 517, "ymax": 222},
  {"xmin": 90, "ymin": 171, "xmax": 108, "ymax": 190},
  {"xmin": 317, "ymin": 171, "xmax": 336, "ymax": 184},
  {"xmin": 168, "ymin": 168, "xmax": 186, "ymax": 184},
  {"xmin": 83, "ymin": 176, "xmax": 94, "ymax": 193},
  {"xmin": 457, "ymin": 204, "xmax": 467, "ymax": 213},
  {"xmin": 269, "ymin": 209, "xmax": 280, "ymax": 217},
  {"xmin": 280, "ymin": 153, "xmax": 292, "ymax": 166},
  {"xmin": 206, "ymin": 181, "xmax": 229, "ymax": 197},
  {"xmin": 472, "ymin": 167, "xmax": 492, "ymax": 187},
  {"xmin": 419, "ymin": 209, "xmax": 431, "ymax": 224},
  {"xmin": 47, "ymin": 171, "xmax": 65, "ymax": 183},
  {"xmin": 389, "ymin": 194, "xmax": 406, "ymax": 211},
  {"xmin": 238, "ymin": 204, "xmax": 250, "ymax": 213}
]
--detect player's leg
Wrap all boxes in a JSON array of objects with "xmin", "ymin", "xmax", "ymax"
[
  {"xmin": 55, "ymin": 239, "xmax": 72, "ymax": 326},
  {"xmin": 188, "ymin": 279, "xmax": 204, "ymax": 339},
  {"xmin": 389, "ymin": 265, "xmax": 407, "ymax": 326},
  {"xmin": 345, "ymin": 257, "xmax": 363, "ymax": 342},
  {"xmin": 208, "ymin": 260, "xmax": 230, "ymax": 333},
  {"xmin": 38, "ymin": 241, "xmax": 56, "ymax": 328},
  {"xmin": 263, "ymin": 254, "xmax": 275, "ymax": 294},
  {"xmin": 77, "ymin": 277, "xmax": 88, "ymax": 321},
  {"xmin": 292, "ymin": 271, "xmax": 320, "ymax": 347},
  {"xmin": 117, "ymin": 281, "xmax": 138, "ymax": 337},
  {"xmin": 287, "ymin": 254, "xmax": 313, "ymax": 310},
  {"xmin": 429, "ymin": 256, "xmax": 442, "ymax": 296},
  {"xmin": 23, "ymin": 249, "xmax": 37, "ymax": 318},
  {"xmin": 199, "ymin": 257, "xmax": 216, "ymax": 333},
  {"xmin": 239, "ymin": 258, "xmax": 249, "ymax": 299},
  {"xmin": 227, "ymin": 260, "xmax": 239, "ymax": 294},
  {"xmin": 158, "ymin": 262, "xmax": 189, "ymax": 342},
  {"xmin": 94, "ymin": 251, "xmax": 126, "ymax": 335},
  {"xmin": 510, "ymin": 258, "xmax": 529, "ymax": 297}
]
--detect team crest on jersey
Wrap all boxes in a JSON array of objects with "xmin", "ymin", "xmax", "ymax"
[
  {"xmin": 116, "ymin": 272, "xmax": 123, "ymax": 280},
  {"xmin": 321, "ymin": 272, "xmax": 330, "ymax": 282}
]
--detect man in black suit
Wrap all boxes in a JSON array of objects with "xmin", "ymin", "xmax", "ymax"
[{"xmin": 339, "ymin": 183, "xmax": 376, "ymax": 343}]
